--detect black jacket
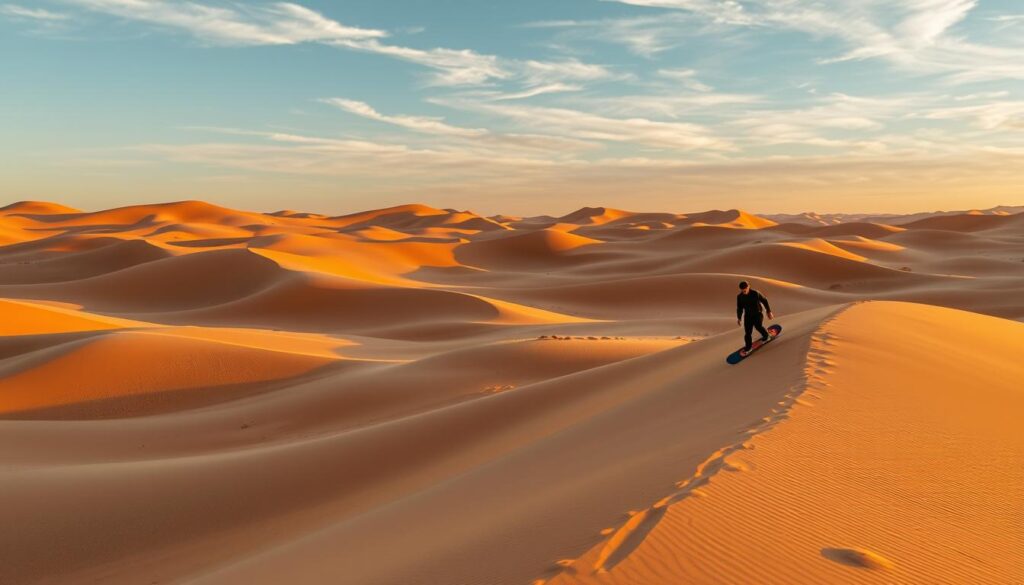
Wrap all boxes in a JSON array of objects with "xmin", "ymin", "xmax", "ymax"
[{"xmin": 737, "ymin": 289, "xmax": 771, "ymax": 320}]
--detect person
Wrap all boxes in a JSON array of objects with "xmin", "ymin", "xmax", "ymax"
[{"xmin": 736, "ymin": 281, "xmax": 774, "ymax": 355}]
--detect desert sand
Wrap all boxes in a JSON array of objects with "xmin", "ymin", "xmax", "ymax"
[{"xmin": 0, "ymin": 200, "xmax": 1021, "ymax": 584}]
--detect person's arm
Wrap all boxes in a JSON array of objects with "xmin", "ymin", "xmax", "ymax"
[
  {"xmin": 736, "ymin": 295, "xmax": 743, "ymax": 324},
  {"xmin": 760, "ymin": 292, "xmax": 774, "ymax": 319}
]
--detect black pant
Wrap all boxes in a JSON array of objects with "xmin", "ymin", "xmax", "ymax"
[{"xmin": 744, "ymin": 313, "xmax": 769, "ymax": 350}]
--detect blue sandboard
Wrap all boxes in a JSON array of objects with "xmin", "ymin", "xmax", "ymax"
[{"xmin": 726, "ymin": 323, "xmax": 782, "ymax": 365}]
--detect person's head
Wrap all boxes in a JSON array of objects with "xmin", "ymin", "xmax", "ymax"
[{"xmin": 739, "ymin": 280, "xmax": 750, "ymax": 294}]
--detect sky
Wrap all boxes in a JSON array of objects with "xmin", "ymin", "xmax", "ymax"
[{"xmin": 1, "ymin": 0, "xmax": 1022, "ymax": 216}]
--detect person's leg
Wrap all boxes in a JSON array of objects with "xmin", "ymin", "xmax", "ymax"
[
  {"xmin": 753, "ymin": 313, "xmax": 770, "ymax": 340},
  {"xmin": 743, "ymin": 318, "xmax": 754, "ymax": 351}
]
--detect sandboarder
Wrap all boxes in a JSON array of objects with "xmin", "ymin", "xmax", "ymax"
[{"xmin": 736, "ymin": 281, "xmax": 774, "ymax": 356}]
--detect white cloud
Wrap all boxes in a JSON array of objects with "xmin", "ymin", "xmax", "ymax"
[
  {"xmin": 656, "ymin": 68, "xmax": 712, "ymax": 91},
  {"xmin": 527, "ymin": 13, "xmax": 702, "ymax": 56},
  {"xmin": 583, "ymin": 92, "xmax": 760, "ymax": 119},
  {"xmin": 606, "ymin": 0, "xmax": 753, "ymax": 25},
  {"xmin": 953, "ymin": 91, "xmax": 1010, "ymax": 101},
  {"xmin": 519, "ymin": 58, "xmax": 614, "ymax": 85},
  {"xmin": 483, "ymin": 84, "xmax": 584, "ymax": 101},
  {"xmin": 138, "ymin": 129, "xmax": 566, "ymax": 185},
  {"xmin": 724, "ymin": 93, "xmax": 930, "ymax": 150},
  {"xmin": 314, "ymin": 99, "xmax": 602, "ymax": 155},
  {"xmin": 915, "ymin": 101, "xmax": 1024, "ymax": 130},
  {"xmin": 114, "ymin": 126, "xmax": 1024, "ymax": 214},
  {"xmin": 67, "ymin": 0, "xmax": 385, "ymax": 45},
  {"xmin": 321, "ymin": 98, "xmax": 488, "ymax": 137},
  {"xmin": 1, "ymin": 4, "xmax": 68, "ymax": 20},
  {"xmin": 334, "ymin": 38, "xmax": 510, "ymax": 86},
  {"xmin": 66, "ymin": 1, "xmax": 615, "ymax": 88},
  {"xmin": 598, "ymin": 0, "xmax": 1024, "ymax": 82},
  {"xmin": 445, "ymin": 100, "xmax": 734, "ymax": 151},
  {"xmin": 987, "ymin": 14, "xmax": 1024, "ymax": 31},
  {"xmin": 67, "ymin": 0, "xmax": 512, "ymax": 86}
]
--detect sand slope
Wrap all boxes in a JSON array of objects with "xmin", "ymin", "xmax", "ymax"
[
  {"xmin": 546, "ymin": 302, "xmax": 1023, "ymax": 584},
  {"xmin": 0, "ymin": 201, "xmax": 1021, "ymax": 584}
]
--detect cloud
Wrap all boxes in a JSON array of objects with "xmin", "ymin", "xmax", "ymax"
[
  {"xmin": 596, "ymin": 0, "xmax": 1024, "ymax": 82},
  {"xmin": 63, "ymin": 0, "xmax": 523, "ymax": 86},
  {"xmin": 114, "ymin": 125, "xmax": 1024, "ymax": 215},
  {"xmin": 603, "ymin": 0, "xmax": 753, "ymax": 25},
  {"xmin": 0, "ymin": 4, "xmax": 68, "ymax": 20},
  {"xmin": 65, "ymin": 1, "xmax": 615, "ymax": 88},
  {"xmin": 656, "ymin": 68, "xmax": 712, "ymax": 91},
  {"xmin": 313, "ymin": 99, "xmax": 602, "ymax": 155},
  {"xmin": 726, "ymin": 93, "xmax": 924, "ymax": 149},
  {"xmin": 952, "ymin": 91, "xmax": 1009, "ymax": 101},
  {"xmin": 137, "ymin": 130, "xmax": 566, "ymax": 186},
  {"xmin": 527, "ymin": 13, "xmax": 704, "ymax": 56},
  {"xmin": 320, "ymin": 98, "xmax": 488, "ymax": 137},
  {"xmin": 444, "ymin": 100, "xmax": 734, "ymax": 151},
  {"xmin": 66, "ymin": 0, "xmax": 384, "ymax": 45},
  {"xmin": 482, "ymin": 84, "xmax": 584, "ymax": 101},
  {"xmin": 67, "ymin": 0, "xmax": 511, "ymax": 85},
  {"xmin": 333, "ymin": 38, "xmax": 510, "ymax": 86},
  {"xmin": 582, "ymin": 92, "xmax": 760, "ymax": 119},
  {"xmin": 988, "ymin": 14, "xmax": 1024, "ymax": 31},
  {"xmin": 915, "ymin": 101, "xmax": 1024, "ymax": 130},
  {"xmin": 519, "ymin": 58, "xmax": 615, "ymax": 85}
]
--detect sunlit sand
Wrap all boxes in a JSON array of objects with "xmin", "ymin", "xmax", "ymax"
[{"xmin": 0, "ymin": 200, "xmax": 1021, "ymax": 584}]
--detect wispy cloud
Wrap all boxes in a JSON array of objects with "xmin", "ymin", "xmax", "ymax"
[
  {"xmin": 113, "ymin": 126, "xmax": 1024, "ymax": 214},
  {"xmin": 441, "ymin": 100, "xmax": 734, "ymax": 151},
  {"xmin": 528, "ymin": 13, "xmax": 704, "ymax": 56},
  {"xmin": 1, "ymin": 4, "xmax": 68, "ymax": 20},
  {"xmin": 656, "ymin": 68, "xmax": 712, "ymax": 92},
  {"xmin": 914, "ymin": 101, "xmax": 1024, "ymax": 130},
  {"xmin": 138, "ymin": 129, "xmax": 566, "ymax": 186},
  {"xmin": 65, "ymin": 0, "xmax": 510, "ymax": 85},
  {"xmin": 63, "ymin": 1, "xmax": 616, "ymax": 88},
  {"xmin": 320, "ymin": 98, "xmax": 488, "ymax": 137},
  {"xmin": 582, "ymin": 92, "xmax": 760, "ymax": 119},
  {"xmin": 595, "ymin": 0, "xmax": 1024, "ymax": 82},
  {"xmin": 987, "ymin": 13, "xmax": 1024, "ymax": 31},
  {"xmin": 66, "ymin": 0, "xmax": 384, "ymax": 45},
  {"xmin": 519, "ymin": 58, "xmax": 615, "ymax": 85},
  {"xmin": 313, "ymin": 99, "xmax": 600, "ymax": 155},
  {"xmin": 603, "ymin": 0, "xmax": 753, "ymax": 25},
  {"xmin": 333, "ymin": 38, "xmax": 510, "ymax": 86},
  {"xmin": 483, "ymin": 83, "xmax": 584, "ymax": 101},
  {"xmin": 725, "ymin": 93, "xmax": 927, "ymax": 151}
]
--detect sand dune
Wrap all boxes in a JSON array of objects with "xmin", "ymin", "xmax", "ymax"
[
  {"xmin": 456, "ymin": 228, "xmax": 603, "ymax": 270},
  {"xmin": 770, "ymin": 221, "xmax": 905, "ymax": 239},
  {"xmin": 546, "ymin": 302, "xmax": 1024, "ymax": 584},
  {"xmin": 899, "ymin": 212, "xmax": 1019, "ymax": 232},
  {"xmin": 0, "ymin": 200, "xmax": 1021, "ymax": 584}
]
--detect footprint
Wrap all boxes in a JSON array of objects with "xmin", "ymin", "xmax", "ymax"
[
  {"xmin": 722, "ymin": 459, "xmax": 752, "ymax": 472},
  {"xmin": 821, "ymin": 547, "xmax": 894, "ymax": 570}
]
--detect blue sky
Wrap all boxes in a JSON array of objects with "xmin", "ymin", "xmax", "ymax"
[{"xmin": 1, "ymin": 0, "xmax": 1022, "ymax": 215}]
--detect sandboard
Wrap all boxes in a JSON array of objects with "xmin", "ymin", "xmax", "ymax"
[{"xmin": 726, "ymin": 323, "xmax": 782, "ymax": 365}]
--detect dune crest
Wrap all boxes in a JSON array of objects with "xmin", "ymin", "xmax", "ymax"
[{"xmin": 544, "ymin": 302, "xmax": 1024, "ymax": 584}]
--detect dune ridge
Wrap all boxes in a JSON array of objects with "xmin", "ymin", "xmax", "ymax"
[
  {"xmin": 0, "ymin": 200, "xmax": 1021, "ymax": 584},
  {"xmin": 545, "ymin": 302, "xmax": 1024, "ymax": 584}
]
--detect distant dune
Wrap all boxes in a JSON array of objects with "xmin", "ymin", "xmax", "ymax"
[
  {"xmin": 763, "ymin": 204, "xmax": 1024, "ymax": 226},
  {"xmin": 0, "ymin": 200, "xmax": 1021, "ymax": 584}
]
